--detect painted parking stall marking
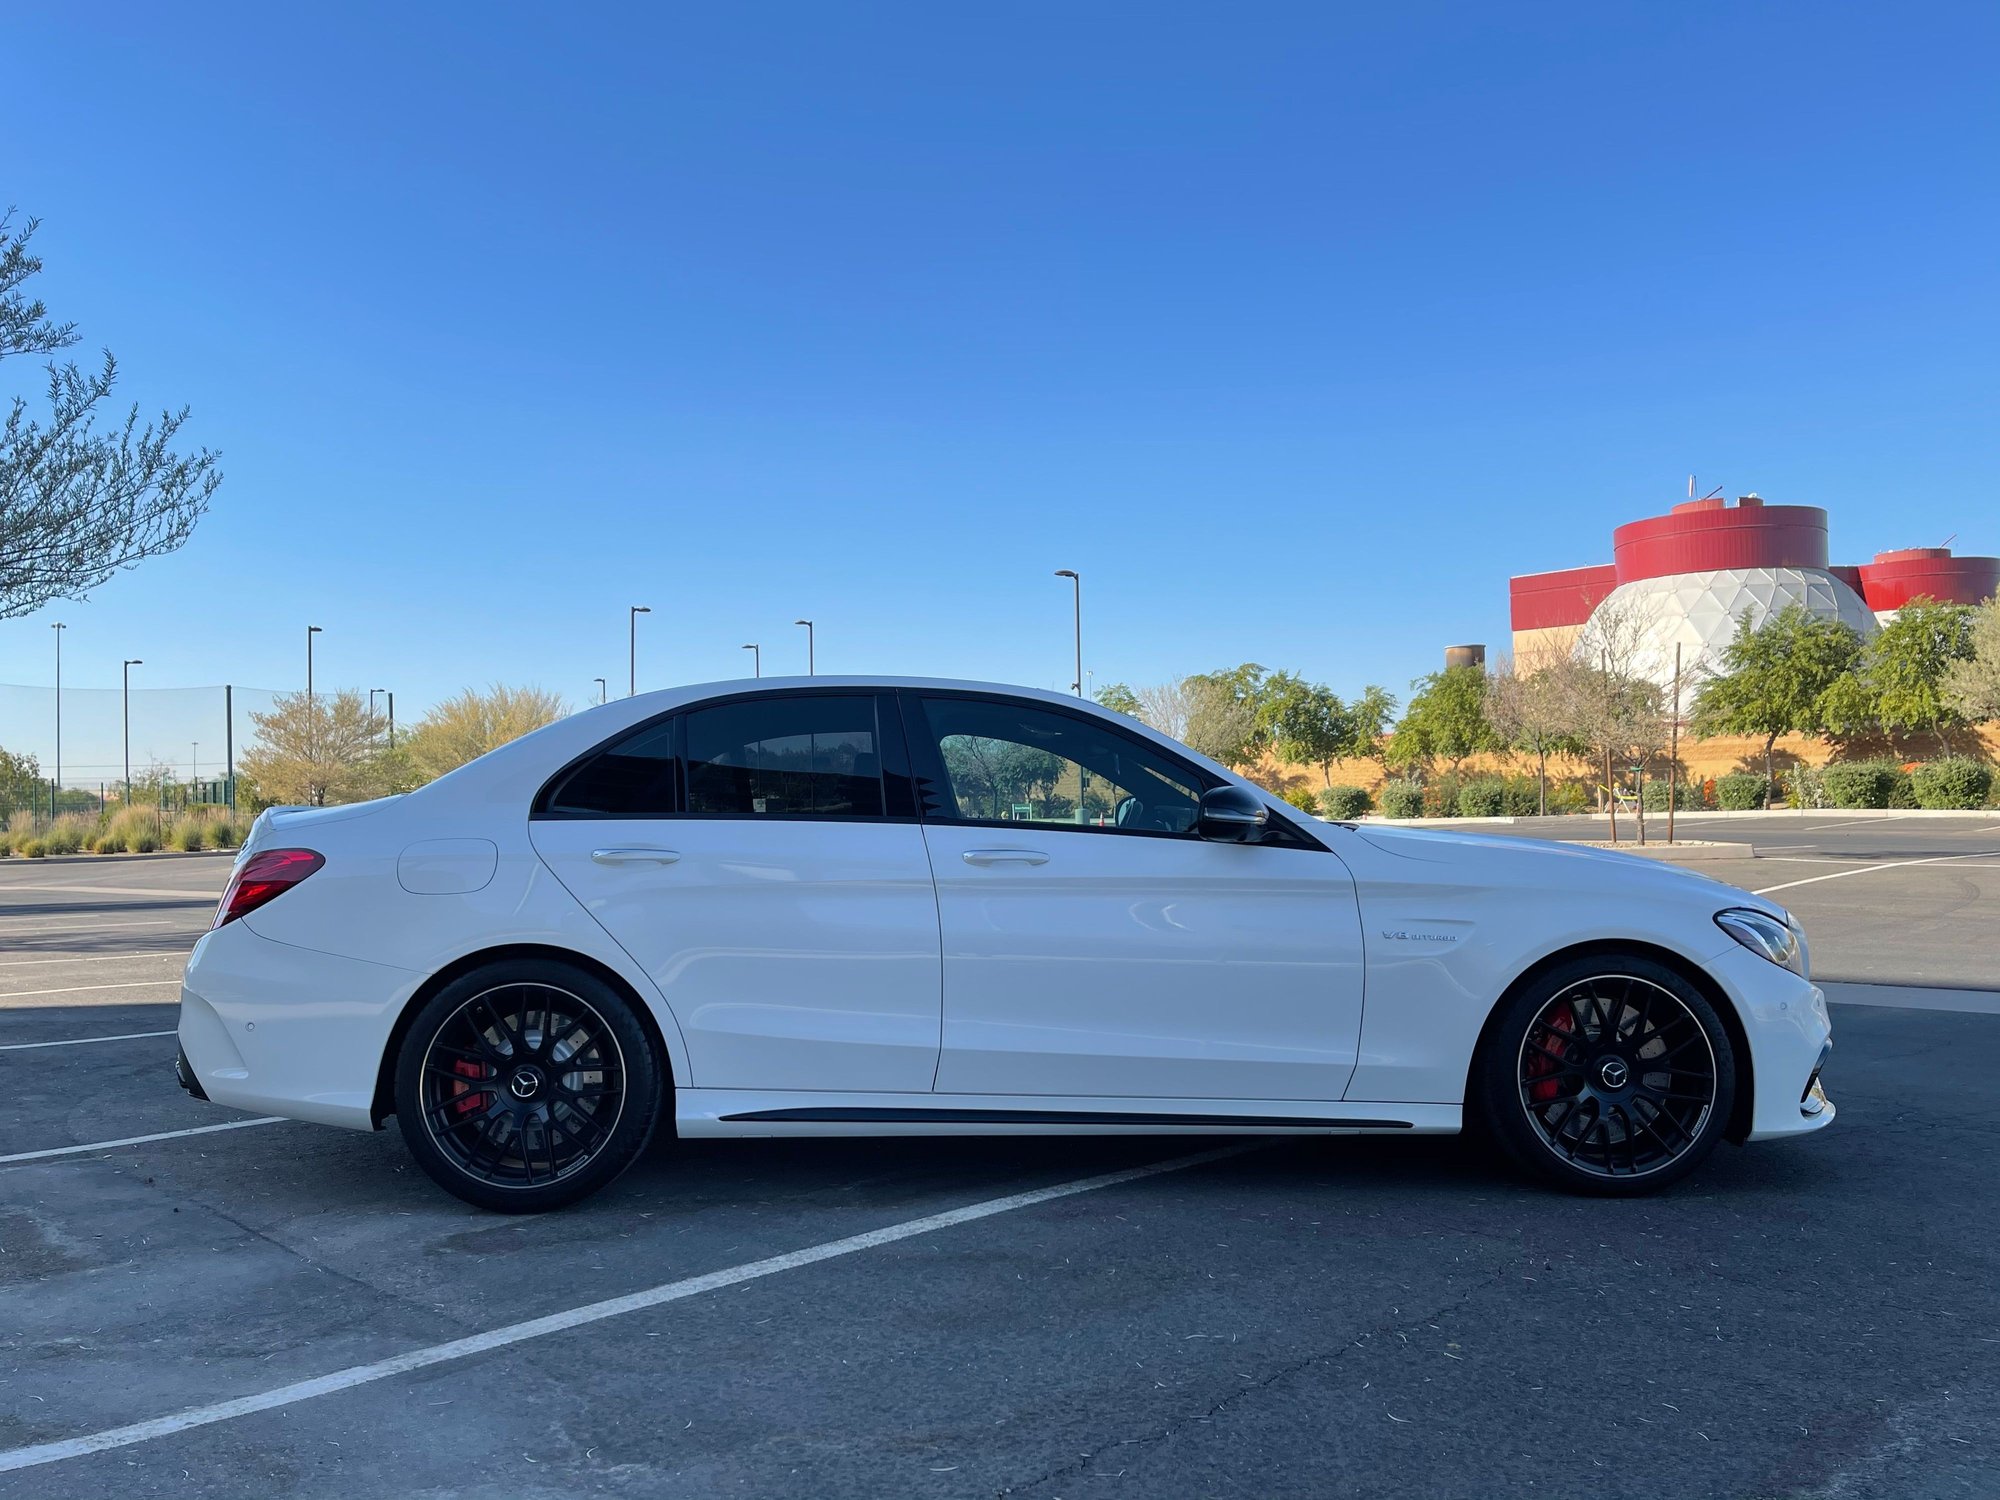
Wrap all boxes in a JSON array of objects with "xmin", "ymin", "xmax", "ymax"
[{"xmin": 0, "ymin": 1116, "xmax": 286, "ymax": 1167}]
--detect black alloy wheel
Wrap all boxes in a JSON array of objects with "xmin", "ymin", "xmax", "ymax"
[
  {"xmin": 1476, "ymin": 954, "xmax": 1736, "ymax": 1195},
  {"xmin": 394, "ymin": 959, "xmax": 663, "ymax": 1212}
]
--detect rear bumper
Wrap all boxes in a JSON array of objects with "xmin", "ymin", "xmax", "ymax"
[{"xmin": 177, "ymin": 920, "xmax": 421, "ymax": 1132}]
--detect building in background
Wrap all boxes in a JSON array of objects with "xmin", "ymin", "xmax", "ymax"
[{"xmin": 1508, "ymin": 495, "xmax": 2000, "ymax": 692}]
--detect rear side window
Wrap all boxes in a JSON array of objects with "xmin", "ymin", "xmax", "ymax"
[
  {"xmin": 536, "ymin": 718, "xmax": 680, "ymax": 818},
  {"xmin": 684, "ymin": 695, "xmax": 884, "ymax": 817}
]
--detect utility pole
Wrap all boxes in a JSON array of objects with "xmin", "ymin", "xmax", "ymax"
[
  {"xmin": 122, "ymin": 659, "xmax": 143, "ymax": 802},
  {"xmin": 795, "ymin": 619, "xmax": 815, "ymax": 675},
  {"xmin": 51, "ymin": 622, "xmax": 64, "ymax": 801},
  {"xmin": 1667, "ymin": 643, "xmax": 1682, "ymax": 845},
  {"xmin": 1055, "ymin": 570, "xmax": 1082, "ymax": 695},
  {"xmin": 629, "ymin": 606, "xmax": 651, "ymax": 696}
]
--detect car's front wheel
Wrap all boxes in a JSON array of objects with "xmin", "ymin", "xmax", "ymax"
[
  {"xmin": 393, "ymin": 959, "xmax": 664, "ymax": 1213},
  {"xmin": 1475, "ymin": 954, "xmax": 1736, "ymax": 1196}
]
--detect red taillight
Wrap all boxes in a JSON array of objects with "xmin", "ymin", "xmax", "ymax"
[{"xmin": 212, "ymin": 848, "xmax": 325, "ymax": 929}]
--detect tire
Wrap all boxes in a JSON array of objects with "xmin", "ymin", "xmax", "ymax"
[
  {"xmin": 1474, "ymin": 954, "xmax": 1736, "ymax": 1196},
  {"xmin": 393, "ymin": 959, "xmax": 665, "ymax": 1213}
]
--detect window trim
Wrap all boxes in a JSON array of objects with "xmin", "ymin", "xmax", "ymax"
[
  {"xmin": 530, "ymin": 687, "xmax": 918, "ymax": 824},
  {"xmin": 897, "ymin": 688, "xmax": 1328, "ymax": 851}
]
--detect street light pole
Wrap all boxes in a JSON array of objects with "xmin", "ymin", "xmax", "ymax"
[
  {"xmin": 593, "ymin": 677, "xmax": 607, "ymax": 705},
  {"xmin": 307, "ymin": 625, "xmax": 322, "ymax": 702},
  {"xmin": 122, "ymin": 659, "xmax": 143, "ymax": 801},
  {"xmin": 1054, "ymin": 570, "xmax": 1082, "ymax": 696},
  {"xmin": 51, "ymin": 622, "xmax": 64, "ymax": 799},
  {"xmin": 629, "ymin": 606, "xmax": 651, "ymax": 696},
  {"xmin": 742, "ymin": 643, "xmax": 760, "ymax": 678},
  {"xmin": 795, "ymin": 619, "xmax": 814, "ymax": 675}
]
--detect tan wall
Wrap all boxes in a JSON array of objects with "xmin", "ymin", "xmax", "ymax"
[
  {"xmin": 1508, "ymin": 624, "xmax": 1584, "ymax": 667},
  {"xmin": 1245, "ymin": 723, "xmax": 2000, "ymax": 799}
]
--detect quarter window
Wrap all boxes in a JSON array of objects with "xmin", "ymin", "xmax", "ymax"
[
  {"xmin": 684, "ymin": 696, "xmax": 884, "ymax": 817},
  {"xmin": 536, "ymin": 717, "xmax": 680, "ymax": 818},
  {"xmin": 917, "ymin": 697, "xmax": 1204, "ymax": 835}
]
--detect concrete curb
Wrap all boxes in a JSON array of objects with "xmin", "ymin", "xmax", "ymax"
[
  {"xmin": 1568, "ymin": 840, "xmax": 1759, "ymax": 863},
  {"xmin": 1355, "ymin": 807, "xmax": 1996, "ymax": 828},
  {"xmin": 0, "ymin": 848, "xmax": 236, "ymax": 868}
]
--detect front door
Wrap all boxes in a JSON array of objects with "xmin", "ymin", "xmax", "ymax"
[
  {"xmin": 904, "ymin": 692, "xmax": 1366, "ymax": 1103},
  {"xmin": 529, "ymin": 690, "xmax": 942, "ymax": 1094}
]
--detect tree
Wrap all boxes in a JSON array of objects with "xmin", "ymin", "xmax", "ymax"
[
  {"xmin": 1865, "ymin": 598, "xmax": 1977, "ymax": 750},
  {"xmin": 239, "ymin": 691, "xmax": 393, "ymax": 807},
  {"xmin": 1182, "ymin": 663, "xmax": 1271, "ymax": 767},
  {"xmin": 1385, "ymin": 665, "xmax": 1494, "ymax": 778},
  {"xmin": 1691, "ymin": 605, "xmax": 1867, "ymax": 786},
  {"xmin": 1945, "ymin": 594, "xmax": 2000, "ymax": 723},
  {"xmin": 1486, "ymin": 653, "xmax": 1592, "ymax": 815},
  {"xmin": 0, "ymin": 746, "xmax": 40, "ymax": 809},
  {"xmin": 1343, "ymin": 684, "xmax": 1398, "ymax": 766},
  {"xmin": 404, "ymin": 684, "xmax": 568, "ymax": 783},
  {"xmin": 1094, "ymin": 682, "xmax": 1142, "ymax": 718},
  {"xmin": 1263, "ymin": 675, "xmax": 1355, "ymax": 787},
  {"xmin": 1, "ymin": 211, "xmax": 219, "ymax": 619}
]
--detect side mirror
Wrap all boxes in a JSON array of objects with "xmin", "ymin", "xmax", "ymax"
[{"xmin": 1197, "ymin": 784, "xmax": 1269, "ymax": 843}]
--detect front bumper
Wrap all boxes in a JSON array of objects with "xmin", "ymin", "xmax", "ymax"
[{"xmin": 1704, "ymin": 941, "xmax": 1836, "ymax": 1142}]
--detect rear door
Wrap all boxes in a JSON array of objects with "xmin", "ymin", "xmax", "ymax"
[{"xmin": 528, "ymin": 690, "xmax": 942, "ymax": 1094}]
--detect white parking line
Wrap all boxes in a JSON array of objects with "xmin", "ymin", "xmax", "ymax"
[
  {"xmin": 0, "ymin": 1029, "xmax": 176, "ymax": 1052},
  {"xmin": 0, "ymin": 951, "xmax": 184, "ymax": 970},
  {"xmin": 0, "ymin": 918, "xmax": 177, "ymax": 931},
  {"xmin": 0, "ymin": 1116, "xmax": 285, "ymax": 1166},
  {"xmin": 0, "ymin": 979, "xmax": 182, "ymax": 1000},
  {"xmin": 0, "ymin": 1142, "xmax": 1254, "ymax": 1472},
  {"xmin": 1754, "ymin": 852, "xmax": 2000, "ymax": 896}
]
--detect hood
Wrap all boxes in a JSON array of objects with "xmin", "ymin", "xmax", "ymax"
[{"xmin": 1349, "ymin": 821, "xmax": 1781, "ymax": 914}]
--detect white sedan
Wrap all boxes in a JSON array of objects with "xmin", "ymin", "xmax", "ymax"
[{"xmin": 177, "ymin": 677, "xmax": 1833, "ymax": 1212}]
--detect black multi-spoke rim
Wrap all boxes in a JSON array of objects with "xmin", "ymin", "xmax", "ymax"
[
  {"xmin": 419, "ymin": 984, "xmax": 626, "ymax": 1190},
  {"xmin": 1517, "ymin": 974, "xmax": 1716, "ymax": 1179}
]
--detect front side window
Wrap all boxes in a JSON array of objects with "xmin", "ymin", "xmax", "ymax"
[
  {"xmin": 916, "ymin": 696, "xmax": 1204, "ymax": 835},
  {"xmin": 685, "ymin": 695, "xmax": 884, "ymax": 817}
]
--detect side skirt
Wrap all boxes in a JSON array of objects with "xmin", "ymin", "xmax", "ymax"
[{"xmin": 677, "ymin": 1091, "xmax": 1460, "ymax": 1138}]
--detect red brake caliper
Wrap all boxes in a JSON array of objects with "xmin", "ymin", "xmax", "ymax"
[
  {"xmin": 451, "ymin": 1057, "xmax": 488, "ymax": 1114},
  {"xmin": 1527, "ymin": 1008, "xmax": 1575, "ymax": 1103}
]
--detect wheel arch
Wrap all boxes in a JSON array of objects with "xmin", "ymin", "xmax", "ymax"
[
  {"xmin": 370, "ymin": 943, "xmax": 679, "ymax": 1130},
  {"xmin": 1463, "ymin": 938, "xmax": 1756, "ymax": 1144}
]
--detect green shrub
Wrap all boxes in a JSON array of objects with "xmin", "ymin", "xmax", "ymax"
[
  {"xmin": 1319, "ymin": 785, "xmax": 1372, "ymax": 819},
  {"xmin": 1457, "ymin": 779, "xmax": 1507, "ymax": 818},
  {"xmin": 43, "ymin": 814, "xmax": 92, "ymax": 855},
  {"xmin": 1784, "ymin": 765, "xmax": 1829, "ymax": 810},
  {"xmin": 1717, "ymin": 773, "xmax": 1769, "ymax": 810},
  {"xmin": 1544, "ymin": 780, "xmax": 1591, "ymax": 815},
  {"xmin": 129, "ymin": 828, "xmax": 160, "ymax": 854},
  {"xmin": 1821, "ymin": 761, "xmax": 1902, "ymax": 810},
  {"xmin": 1910, "ymin": 757, "xmax": 1993, "ymax": 810},
  {"xmin": 208, "ymin": 818, "xmax": 242, "ymax": 849},
  {"xmin": 1641, "ymin": 779, "xmax": 1700, "ymax": 811},
  {"xmin": 170, "ymin": 818, "xmax": 207, "ymax": 852},
  {"xmin": 1380, "ymin": 779, "xmax": 1425, "ymax": 819},
  {"xmin": 19, "ymin": 838, "xmax": 48, "ymax": 858}
]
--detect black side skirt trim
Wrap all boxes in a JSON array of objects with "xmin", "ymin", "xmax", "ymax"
[{"xmin": 717, "ymin": 1106, "xmax": 1413, "ymax": 1129}]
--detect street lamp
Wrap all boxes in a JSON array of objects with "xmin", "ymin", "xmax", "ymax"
[
  {"xmin": 51, "ymin": 622, "xmax": 64, "ymax": 805},
  {"xmin": 593, "ymin": 677, "xmax": 607, "ymax": 705},
  {"xmin": 795, "ymin": 619, "xmax": 815, "ymax": 675},
  {"xmin": 122, "ymin": 659, "xmax": 143, "ymax": 801},
  {"xmin": 628, "ymin": 606, "xmax": 651, "ymax": 696},
  {"xmin": 307, "ymin": 625, "xmax": 323, "ymax": 702},
  {"xmin": 742, "ymin": 643, "xmax": 761, "ymax": 678},
  {"xmin": 1054, "ymin": 570, "xmax": 1082, "ymax": 696}
]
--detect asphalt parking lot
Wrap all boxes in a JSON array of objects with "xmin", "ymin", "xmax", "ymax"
[{"xmin": 2, "ymin": 814, "xmax": 1996, "ymax": 1499}]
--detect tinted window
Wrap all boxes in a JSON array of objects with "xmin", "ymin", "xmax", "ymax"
[
  {"xmin": 918, "ymin": 697, "xmax": 1203, "ymax": 835},
  {"xmin": 538, "ymin": 717, "xmax": 680, "ymax": 818},
  {"xmin": 685, "ymin": 696, "xmax": 884, "ymax": 817}
]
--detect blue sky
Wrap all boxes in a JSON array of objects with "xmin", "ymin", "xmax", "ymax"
[{"xmin": 3, "ymin": 2, "xmax": 1996, "ymax": 764}]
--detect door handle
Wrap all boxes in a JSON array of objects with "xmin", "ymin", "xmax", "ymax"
[
  {"xmin": 591, "ymin": 847, "xmax": 682, "ymax": 865},
  {"xmin": 962, "ymin": 849, "xmax": 1049, "ymax": 866}
]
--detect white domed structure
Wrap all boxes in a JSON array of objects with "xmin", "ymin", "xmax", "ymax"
[{"xmin": 1573, "ymin": 566, "xmax": 1877, "ymax": 694}]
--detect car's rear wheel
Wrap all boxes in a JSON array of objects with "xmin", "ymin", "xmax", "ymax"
[
  {"xmin": 1475, "ymin": 954, "xmax": 1736, "ymax": 1196},
  {"xmin": 393, "ymin": 959, "xmax": 664, "ymax": 1212}
]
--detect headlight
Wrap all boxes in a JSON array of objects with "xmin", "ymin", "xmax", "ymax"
[{"xmin": 1716, "ymin": 908, "xmax": 1808, "ymax": 977}]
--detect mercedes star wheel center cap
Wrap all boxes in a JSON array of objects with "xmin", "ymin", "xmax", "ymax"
[
  {"xmin": 509, "ymin": 1067, "xmax": 543, "ymax": 1100},
  {"xmin": 1598, "ymin": 1057, "xmax": 1630, "ymax": 1090}
]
